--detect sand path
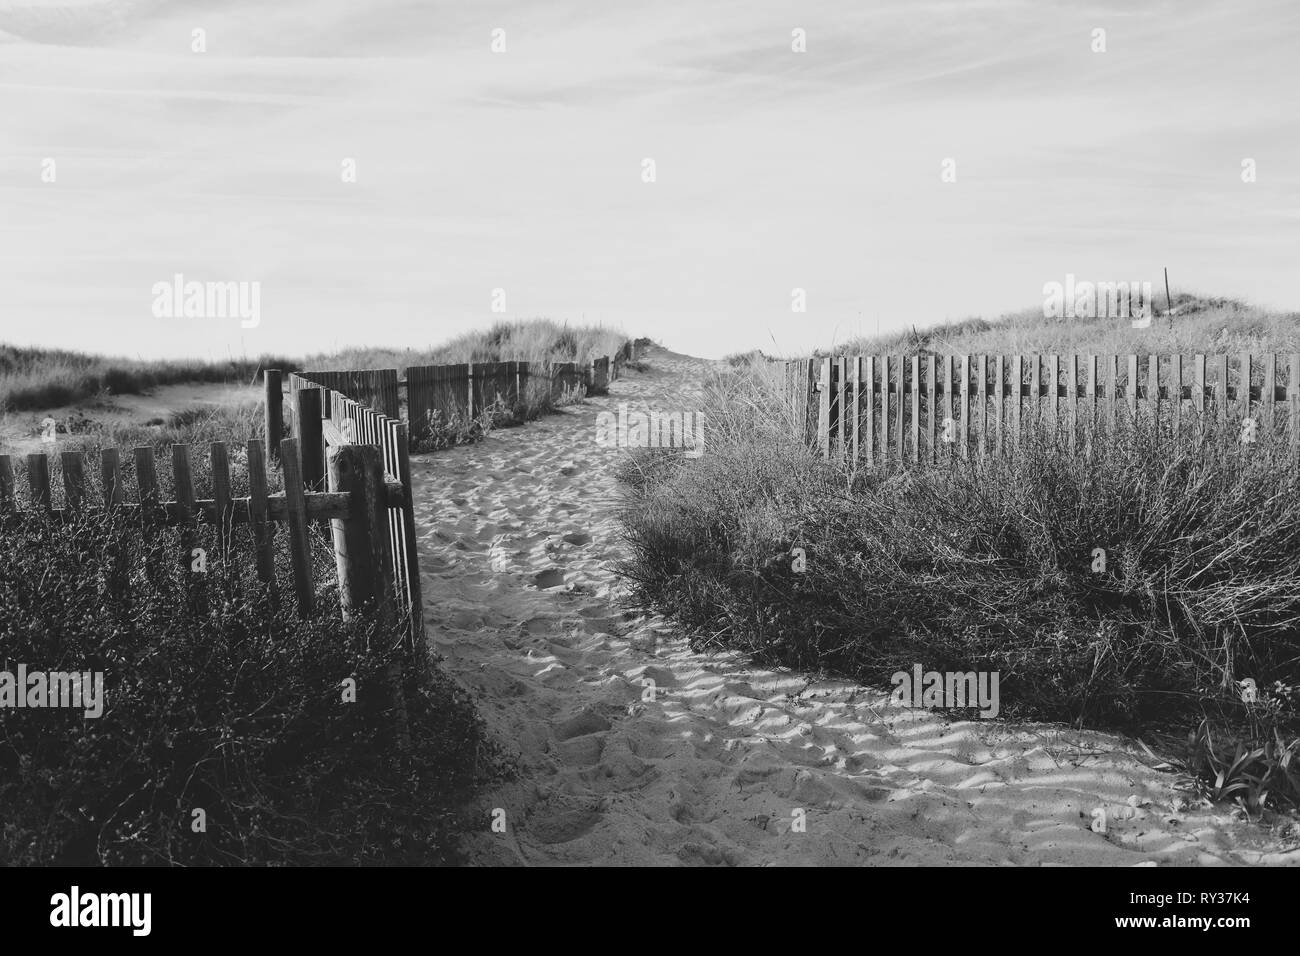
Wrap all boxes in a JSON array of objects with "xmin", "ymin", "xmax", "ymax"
[{"xmin": 408, "ymin": 346, "xmax": 1299, "ymax": 866}]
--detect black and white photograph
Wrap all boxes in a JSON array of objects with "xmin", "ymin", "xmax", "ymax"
[{"xmin": 0, "ymin": 0, "xmax": 1293, "ymax": 932}]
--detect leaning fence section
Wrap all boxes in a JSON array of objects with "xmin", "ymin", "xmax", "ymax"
[
  {"xmin": 287, "ymin": 373, "xmax": 424, "ymax": 648},
  {"xmin": 778, "ymin": 352, "xmax": 1300, "ymax": 465},
  {"xmin": 0, "ymin": 437, "xmax": 406, "ymax": 625},
  {"xmin": 273, "ymin": 342, "xmax": 634, "ymax": 637}
]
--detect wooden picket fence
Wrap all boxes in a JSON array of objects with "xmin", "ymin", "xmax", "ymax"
[
  {"xmin": 276, "ymin": 344, "xmax": 634, "ymax": 452},
  {"xmin": 283, "ymin": 375, "xmax": 424, "ymax": 646},
  {"xmin": 0, "ymin": 436, "xmax": 411, "ymax": 633},
  {"xmin": 780, "ymin": 352, "xmax": 1300, "ymax": 464}
]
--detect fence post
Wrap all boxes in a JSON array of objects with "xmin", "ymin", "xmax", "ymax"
[
  {"xmin": 246, "ymin": 440, "xmax": 276, "ymax": 586},
  {"xmin": 133, "ymin": 446, "xmax": 158, "ymax": 526},
  {"xmin": 392, "ymin": 421, "xmax": 425, "ymax": 651},
  {"xmin": 264, "ymin": 369, "xmax": 284, "ymax": 464},
  {"xmin": 817, "ymin": 357, "xmax": 831, "ymax": 459},
  {"xmin": 0, "ymin": 455, "xmax": 13, "ymax": 513},
  {"xmin": 61, "ymin": 451, "xmax": 85, "ymax": 512},
  {"xmin": 296, "ymin": 387, "xmax": 325, "ymax": 492},
  {"xmin": 100, "ymin": 448, "xmax": 124, "ymax": 507},
  {"xmin": 210, "ymin": 442, "xmax": 232, "ymax": 559},
  {"xmin": 98, "ymin": 448, "xmax": 129, "ymax": 599},
  {"xmin": 280, "ymin": 437, "xmax": 314, "ymax": 617},
  {"xmin": 26, "ymin": 453, "xmax": 51, "ymax": 514},
  {"xmin": 173, "ymin": 443, "xmax": 206, "ymax": 611},
  {"xmin": 328, "ymin": 443, "xmax": 408, "ymax": 747}
]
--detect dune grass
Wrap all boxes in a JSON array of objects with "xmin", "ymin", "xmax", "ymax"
[
  {"xmin": 0, "ymin": 502, "xmax": 495, "ymax": 865},
  {"xmin": 307, "ymin": 319, "xmax": 627, "ymax": 375},
  {"xmin": 617, "ymin": 357, "xmax": 1300, "ymax": 813},
  {"xmin": 0, "ymin": 402, "xmax": 498, "ymax": 865},
  {"xmin": 0, "ymin": 344, "xmax": 295, "ymax": 414},
  {"xmin": 3, "ymin": 319, "xmax": 625, "ymax": 426},
  {"xmin": 834, "ymin": 294, "xmax": 1300, "ymax": 360}
]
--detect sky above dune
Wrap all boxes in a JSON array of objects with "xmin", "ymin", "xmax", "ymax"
[{"xmin": 1, "ymin": 0, "xmax": 1298, "ymax": 361}]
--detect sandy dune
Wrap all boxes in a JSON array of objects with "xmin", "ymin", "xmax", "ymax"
[
  {"xmin": 0, "ymin": 381, "xmax": 260, "ymax": 457},
  {"xmin": 409, "ymin": 346, "xmax": 1300, "ymax": 866}
]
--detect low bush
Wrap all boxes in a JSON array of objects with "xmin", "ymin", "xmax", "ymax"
[
  {"xmin": 0, "ymin": 484, "xmax": 493, "ymax": 865},
  {"xmin": 0, "ymin": 345, "xmax": 291, "ymax": 414},
  {"xmin": 617, "ymin": 365, "xmax": 1300, "ymax": 809}
]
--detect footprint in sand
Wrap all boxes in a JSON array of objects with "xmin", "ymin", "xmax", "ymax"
[
  {"xmin": 533, "ymin": 568, "xmax": 567, "ymax": 589},
  {"xmin": 420, "ymin": 347, "xmax": 1296, "ymax": 868}
]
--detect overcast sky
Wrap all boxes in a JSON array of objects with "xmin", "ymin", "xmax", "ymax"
[{"xmin": 1, "ymin": 0, "xmax": 1298, "ymax": 360}]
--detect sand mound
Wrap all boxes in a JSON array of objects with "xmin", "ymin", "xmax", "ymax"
[{"xmin": 410, "ymin": 346, "xmax": 1300, "ymax": 866}]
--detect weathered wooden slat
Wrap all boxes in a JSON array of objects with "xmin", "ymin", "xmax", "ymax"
[
  {"xmin": 1214, "ymin": 354, "xmax": 1229, "ymax": 425},
  {"xmin": 994, "ymin": 355, "xmax": 1004, "ymax": 458},
  {"xmin": 1239, "ymin": 351, "xmax": 1253, "ymax": 427},
  {"xmin": 851, "ymin": 357, "xmax": 862, "ymax": 463},
  {"xmin": 173, "ymin": 443, "xmax": 198, "ymax": 573},
  {"xmin": 910, "ymin": 355, "xmax": 920, "ymax": 465},
  {"xmin": 959, "ymin": 355, "xmax": 970, "ymax": 461},
  {"xmin": 27, "ymin": 453, "xmax": 51, "ymax": 512},
  {"xmin": 280, "ymin": 437, "xmax": 314, "ymax": 616},
  {"xmin": 1126, "ymin": 354, "xmax": 1138, "ymax": 422},
  {"xmin": 1194, "ymin": 354, "xmax": 1207, "ymax": 419},
  {"xmin": 288, "ymin": 373, "xmax": 302, "ymax": 439},
  {"xmin": 0, "ymin": 455, "xmax": 14, "ymax": 510},
  {"xmin": 946, "ymin": 358, "xmax": 956, "ymax": 463},
  {"xmin": 247, "ymin": 439, "xmax": 275, "ymax": 585},
  {"xmin": 134, "ymin": 446, "xmax": 158, "ymax": 524},
  {"xmin": 1067, "ymin": 355, "xmax": 1079, "ymax": 450},
  {"xmin": 1263, "ymin": 353, "xmax": 1276, "ymax": 436},
  {"xmin": 1106, "ymin": 355, "xmax": 1119, "ymax": 431},
  {"xmin": 817, "ymin": 357, "xmax": 831, "ymax": 459},
  {"xmin": 976, "ymin": 354, "xmax": 989, "ymax": 458},
  {"xmin": 864, "ymin": 356, "xmax": 875, "ymax": 468},
  {"xmin": 1291, "ymin": 354, "xmax": 1300, "ymax": 447},
  {"xmin": 880, "ymin": 356, "xmax": 890, "ymax": 465},
  {"xmin": 394, "ymin": 419, "xmax": 426, "ymax": 645},
  {"xmin": 836, "ymin": 356, "xmax": 848, "ymax": 459},
  {"xmin": 1011, "ymin": 355, "xmax": 1022, "ymax": 451},
  {"xmin": 1148, "ymin": 354, "xmax": 1160, "ymax": 432},
  {"xmin": 894, "ymin": 355, "xmax": 904, "ymax": 463},
  {"xmin": 1171, "ymin": 354, "xmax": 1182, "ymax": 436},
  {"xmin": 296, "ymin": 387, "xmax": 325, "ymax": 492},
  {"xmin": 1049, "ymin": 354, "xmax": 1060, "ymax": 428},
  {"xmin": 101, "ymin": 448, "xmax": 124, "ymax": 507},
  {"xmin": 211, "ymin": 441, "xmax": 231, "ymax": 554},
  {"xmin": 61, "ymin": 451, "xmax": 85, "ymax": 511},
  {"xmin": 264, "ymin": 369, "xmax": 284, "ymax": 463},
  {"xmin": 1029, "ymin": 354, "xmax": 1040, "ymax": 433},
  {"xmin": 926, "ymin": 355, "xmax": 937, "ymax": 463}
]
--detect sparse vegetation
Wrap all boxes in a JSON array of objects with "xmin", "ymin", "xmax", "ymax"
[
  {"xmin": 619, "ymin": 305, "xmax": 1300, "ymax": 815},
  {"xmin": 0, "ymin": 318, "xmax": 624, "ymax": 864},
  {"xmin": 305, "ymin": 319, "xmax": 627, "ymax": 377},
  {"xmin": 836, "ymin": 294, "xmax": 1300, "ymax": 360},
  {"xmin": 0, "ymin": 345, "xmax": 292, "ymax": 414},
  {"xmin": 0, "ymin": 453, "xmax": 497, "ymax": 865}
]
